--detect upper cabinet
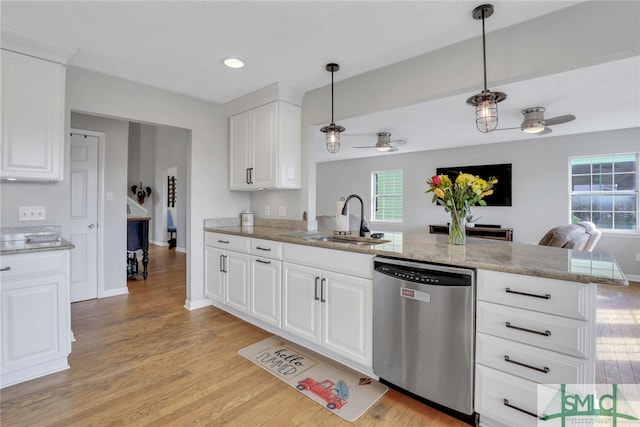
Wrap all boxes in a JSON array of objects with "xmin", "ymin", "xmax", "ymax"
[
  {"xmin": 227, "ymin": 84, "xmax": 303, "ymax": 191},
  {"xmin": 1, "ymin": 31, "xmax": 74, "ymax": 182}
]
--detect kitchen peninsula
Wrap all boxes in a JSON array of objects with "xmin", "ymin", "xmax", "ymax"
[{"xmin": 203, "ymin": 220, "xmax": 626, "ymax": 427}]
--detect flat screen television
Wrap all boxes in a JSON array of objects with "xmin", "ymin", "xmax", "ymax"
[{"xmin": 436, "ymin": 163, "xmax": 512, "ymax": 206}]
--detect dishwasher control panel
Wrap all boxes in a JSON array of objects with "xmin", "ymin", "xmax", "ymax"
[{"xmin": 374, "ymin": 258, "xmax": 473, "ymax": 286}]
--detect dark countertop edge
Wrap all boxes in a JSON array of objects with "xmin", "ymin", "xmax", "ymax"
[
  {"xmin": 203, "ymin": 226, "xmax": 628, "ymax": 287},
  {"xmin": 0, "ymin": 239, "xmax": 75, "ymax": 255}
]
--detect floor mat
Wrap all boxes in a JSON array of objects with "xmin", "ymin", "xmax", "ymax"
[{"xmin": 238, "ymin": 336, "xmax": 387, "ymax": 422}]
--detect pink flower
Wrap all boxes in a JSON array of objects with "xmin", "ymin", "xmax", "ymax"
[{"xmin": 431, "ymin": 175, "xmax": 441, "ymax": 186}]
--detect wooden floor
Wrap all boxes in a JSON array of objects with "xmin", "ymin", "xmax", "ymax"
[{"xmin": 1, "ymin": 245, "xmax": 468, "ymax": 426}]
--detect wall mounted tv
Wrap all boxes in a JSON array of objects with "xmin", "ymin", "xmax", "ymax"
[{"xmin": 436, "ymin": 163, "xmax": 512, "ymax": 206}]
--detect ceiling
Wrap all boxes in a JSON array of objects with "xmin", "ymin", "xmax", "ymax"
[{"xmin": 2, "ymin": 1, "xmax": 638, "ymax": 163}]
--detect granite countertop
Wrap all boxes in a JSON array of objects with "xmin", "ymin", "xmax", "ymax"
[
  {"xmin": 203, "ymin": 225, "xmax": 628, "ymax": 286},
  {"xmin": 0, "ymin": 225, "xmax": 75, "ymax": 255}
]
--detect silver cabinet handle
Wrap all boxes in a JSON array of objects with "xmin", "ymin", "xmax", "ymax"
[
  {"xmin": 255, "ymin": 246, "xmax": 271, "ymax": 251},
  {"xmin": 219, "ymin": 254, "xmax": 224, "ymax": 272},
  {"xmin": 505, "ymin": 321, "xmax": 551, "ymax": 337},
  {"xmin": 503, "ymin": 399, "xmax": 539, "ymax": 419},
  {"xmin": 223, "ymin": 255, "xmax": 228, "ymax": 273},
  {"xmin": 217, "ymin": 239, "xmax": 229, "ymax": 244},
  {"xmin": 246, "ymin": 168, "xmax": 250, "ymax": 185},
  {"xmin": 505, "ymin": 287, "xmax": 550, "ymax": 300},
  {"xmin": 0, "ymin": 266, "xmax": 10, "ymax": 272},
  {"xmin": 320, "ymin": 278, "xmax": 326, "ymax": 303},
  {"xmin": 88, "ymin": 223, "xmax": 96, "ymax": 229},
  {"xmin": 248, "ymin": 167, "xmax": 254, "ymax": 184},
  {"xmin": 314, "ymin": 277, "xmax": 320, "ymax": 301},
  {"xmin": 256, "ymin": 259, "xmax": 271, "ymax": 264},
  {"xmin": 504, "ymin": 355, "xmax": 550, "ymax": 373}
]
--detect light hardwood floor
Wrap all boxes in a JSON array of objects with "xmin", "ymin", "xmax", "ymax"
[{"xmin": 0, "ymin": 246, "xmax": 469, "ymax": 426}]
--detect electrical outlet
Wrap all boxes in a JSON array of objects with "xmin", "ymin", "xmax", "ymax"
[
  {"xmin": 636, "ymin": 253, "xmax": 640, "ymax": 262},
  {"xmin": 19, "ymin": 206, "xmax": 46, "ymax": 221},
  {"xmin": 278, "ymin": 206, "xmax": 286, "ymax": 217},
  {"xmin": 264, "ymin": 205, "xmax": 270, "ymax": 216}
]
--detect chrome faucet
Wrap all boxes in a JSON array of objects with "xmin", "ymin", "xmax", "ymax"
[{"xmin": 341, "ymin": 194, "xmax": 370, "ymax": 237}]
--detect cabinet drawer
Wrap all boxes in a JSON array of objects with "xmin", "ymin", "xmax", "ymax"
[
  {"xmin": 477, "ymin": 333, "xmax": 591, "ymax": 385},
  {"xmin": 0, "ymin": 251, "xmax": 67, "ymax": 278},
  {"xmin": 478, "ymin": 269, "xmax": 595, "ymax": 320},
  {"xmin": 250, "ymin": 238, "xmax": 282, "ymax": 260},
  {"xmin": 283, "ymin": 243, "xmax": 373, "ymax": 279},
  {"xmin": 204, "ymin": 232, "xmax": 250, "ymax": 253},
  {"xmin": 477, "ymin": 301, "xmax": 590, "ymax": 358},
  {"xmin": 476, "ymin": 365, "xmax": 544, "ymax": 427}
]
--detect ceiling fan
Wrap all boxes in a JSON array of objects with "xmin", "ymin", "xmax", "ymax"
[
  {"xmin": 354, "ymin": 132, "xmax": 407, "ymax": 152},
  {"xmin": 498, "ymin": 107, "xmax": 576, "ymax": 135}
]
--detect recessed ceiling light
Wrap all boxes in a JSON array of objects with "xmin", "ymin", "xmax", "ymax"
[{"xmin": 223, "ymin": 58, "xmax": 244, "ymax": 69}]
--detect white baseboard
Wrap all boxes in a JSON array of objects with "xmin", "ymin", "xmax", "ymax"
[
  {"xmin": 624, "ymin": 273, "xmax": 639, "ymax": 283},
  {"xmin": 184, "ymin": 298, "xmax": 211, "ymax": 311},
  {"xmin": 100, "ymin": 287, "xmax": 129, "ymax": 298},
  {"xmin": 150, "ymin": 240, "xmax": 167, "ymax": 247},
  {"xmin": 175, "ymin": 246, "xmax": 186, "ymax": 253}
]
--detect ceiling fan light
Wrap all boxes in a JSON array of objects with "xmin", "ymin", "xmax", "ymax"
[
  {"xmin": 522, "ymin": 122, "xmax": 545, "ymax": 134},
  {"xmin": 377, "ymin": 145, "xmax": 392, "ymax": 152}
]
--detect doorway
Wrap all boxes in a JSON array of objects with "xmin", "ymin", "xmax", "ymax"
[{"xmin": 69, "ymin": 129, "xmax": 104, "ymax": 302}]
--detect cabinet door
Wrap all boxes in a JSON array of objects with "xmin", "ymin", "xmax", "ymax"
[
  {"xmin": 322, "ymin": 271, "xmax": 372, "ymax": 367},
  {"xmin": 276, "ymin": 101, "xmax": 301, "ymax": 189},
  {"xmin": 282, "ymin": 262, "xmax": 322, "ymax": 345},
  {"xmin": 1, "ymin": 274, "xmax": 69, "ymax": 374},
  {"xmin": 252, "ymin": 101, "xmax": 278, "ymax": 188},
  {"xmin": 204, "ymin": 246, "xmax": 225, "ymax": 302},
  {"xmin": 225, "ymin": 251, "xmax": 251, "ymax": 313},
  {"xmin": 251, "ymin": 256, "xmax": 282, "ymax": 327},
  {"xmin": 229, "ymin": 110, "xmax": 252, "ymax": 190},
  {"xmin": 1, "ymin": 50, "xmax": 65, "ymax": 181}
]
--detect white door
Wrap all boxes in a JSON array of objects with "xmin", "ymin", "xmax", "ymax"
[
  {"xmin": 204, "ymin": 246, "xmax": 225, "ymax": 302},
  {"xmin": 224, "ymin": 251, "xmax": 251, "ymax": 314},
  {"xmin": 251, "ymin": 256, "xmax": 282, "ymax": 327},
  {"xmin": 69, "ymin": 133, "xmax": 99, "ymax": 302}
]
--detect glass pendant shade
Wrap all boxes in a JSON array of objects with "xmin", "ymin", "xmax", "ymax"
[
  {"xmin": 321, "ymin": 123, "xmax": 344, "ymax": 154},
  {"xmin": 475, "ymin": 93, "xmax": 499, "ymax": 133}
]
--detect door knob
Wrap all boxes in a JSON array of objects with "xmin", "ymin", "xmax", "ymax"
[{"xmin": 88, "ymin": 223, "xmax": 96, "ymax": 229}]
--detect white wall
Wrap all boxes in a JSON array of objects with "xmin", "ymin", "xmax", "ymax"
[
  {"xmin": 317, "ymin": 128, "xmax": 640, "ymax": 276},
  {"xmin": 67, "ymin": 66, "xmax": 248, "ymax": 309},
  {"xmin": 152, "ymin": 125, "xmax": 189, "ymax": 250}
]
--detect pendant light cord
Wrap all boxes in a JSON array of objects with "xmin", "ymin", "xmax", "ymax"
[
  {"xmin": 330, "ymin": 69, "xmax": 335, "ymax": 125},
  {"xmin": 481, "ymin": 8, "xmax": 488, "ymax": 91}
]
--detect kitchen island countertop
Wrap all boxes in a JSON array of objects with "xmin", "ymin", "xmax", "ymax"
[{"xmin": 204, "ymin": 225, "xmax": 628, "ymax": 286}]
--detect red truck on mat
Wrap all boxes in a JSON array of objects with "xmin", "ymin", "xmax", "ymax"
[{"xmin": 296, "ymin": 378, "xmax": 348, "ymax": 410}]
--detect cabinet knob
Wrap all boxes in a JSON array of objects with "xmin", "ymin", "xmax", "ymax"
[
  {"xmin": 0, "ymin": 266, "xmax": 10, "ymax": 272},
  {"xmin": 88, "ymin": 223, "xmax": 96, "ymax": 229}
]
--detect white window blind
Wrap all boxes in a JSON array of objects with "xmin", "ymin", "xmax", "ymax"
[{"xmin": 372, "ymin": 169, "xmax": 403, "ymax": 222}]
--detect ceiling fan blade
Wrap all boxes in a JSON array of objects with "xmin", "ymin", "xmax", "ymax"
[
  {"xmin": 545, "ymin": 114, "xmax": 576, "ymax": 126},
  {"xmin": 390, "ymin": 139, "xmax": 407, "ymax": 146},
  {"xmin": 534, "ymin": 127, "xmax": 553, "ymax": 136},
  {"xmin": 354, "ymin": 145, "xmax": 377, "ymax": 149}
]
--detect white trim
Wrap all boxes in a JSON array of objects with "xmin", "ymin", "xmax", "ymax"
[
  {"xmin": 150, "ymin": 240, "xmax": 168, "ymax": 247},
  {"xmin": 101, "ymin": 287, "xmax": 129, "ymax": 298},
  {"xmin": 1, "ymin": 28, "xmax": 75, "ymax": 64},
  {"xmin": 175, "ymin": 246, "xmax": 187, "ymax": 253},
  {"xmin": 184, "ymin": 298, "xmax": 211, "ymax": 311},
  {"xmin": 70, "ymin": 128, "xmax": 106, "ymax": 300},
  {"xmin": 625, "ymin": 274, "xmax": 640, "ymax": 282}
]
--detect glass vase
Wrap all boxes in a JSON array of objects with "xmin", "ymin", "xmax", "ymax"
[{"xmin": 449, "ymin": 211, "xmax": 467, "ymax": 245}]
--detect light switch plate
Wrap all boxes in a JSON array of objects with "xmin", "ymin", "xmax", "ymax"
[
  {"xmin": 278, "ymin": 206, "xmax": 286, "ymax": 217},
  {"xmin": 19, "ymin": 206, "xmax": 46, "ymax": 221}
]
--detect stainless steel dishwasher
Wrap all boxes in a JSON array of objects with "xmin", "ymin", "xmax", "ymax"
[{"xmin": 372, "ymin": 256, "xmax": 475, "ymax": 417}]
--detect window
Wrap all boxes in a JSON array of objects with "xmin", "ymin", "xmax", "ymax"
[
  {"xmin": 372, "ymin": 169, "xmax": 403, "ymax": 222},
  {"xmin": 570, "ymin": 154, "xmax": 638, "ymax": 232}
]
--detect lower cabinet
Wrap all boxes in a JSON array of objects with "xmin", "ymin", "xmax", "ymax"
[
  {"xmin": 251, "ymin": 255, "xmax": 282, "ymax": 328},
  {"xmin": 1, "ymin": 250, "xmax": 71, "ymax": 388},
  {"xmin": 204, "ymin": 233, "xmax": 251, "ymax": 314},
  {"xmin": 474, "ymin": 269, "xmax": 596, "ymax": 427}
]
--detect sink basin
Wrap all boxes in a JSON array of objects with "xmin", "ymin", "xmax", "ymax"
[{"xmin": 305, "ymin": 235, "xmax": 390, "ymax": 246}]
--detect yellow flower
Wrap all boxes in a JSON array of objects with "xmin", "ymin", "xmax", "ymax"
[
  {"xmin": 434, "ymin": 188, "xmax": 445, "ymax": 198},
  {"xmin": 481, "ymin": 189, "xmax": 494, "ymax": 197},
  {"xmin": 455, "ymin": 173, "xmax": 475, "ymax": 187}
]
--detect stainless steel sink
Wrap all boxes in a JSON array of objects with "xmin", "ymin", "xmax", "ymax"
[{"xmin": 305, "ymin": 235, "xmax": 390, "ymax": 246}]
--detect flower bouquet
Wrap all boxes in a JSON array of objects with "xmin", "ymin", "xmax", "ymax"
[{"xmin": 426, "ymin": 172, "xmax": 497, "ymax": 244}]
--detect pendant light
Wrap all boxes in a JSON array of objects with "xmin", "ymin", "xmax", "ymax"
[
  {"xmin": 320, "ymin": 63, "xmax": 345, "ymax": 153},
  {"xmin": 466, "ymin": 4, "xmax": 506, "ymax": 133}
]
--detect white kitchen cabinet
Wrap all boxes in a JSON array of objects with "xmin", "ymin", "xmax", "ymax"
[
  {"xmin": 474, "ymin": 269, "xmax": 596, "ymax": 427},
  {"xmin": 0, "ymin": 250, "xmax": 71, "ymax": 388},
  {"xmin": 229, "ymin": 100, "xmax": 301, "ymax": 191},
  {"xmin": 1, "ymin": 49, "xmax": 66, "ymax": 181},
  {"xmin": 250, "ymin": 239, "xmax": 283, "ymax": 328},
  {"xmin": 282, "ymin": 243, "xmax": 373, "ymax": 368},
  {"xmin": 204, "ymin": 232, "xmax": 251, "ymax": 314}
]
